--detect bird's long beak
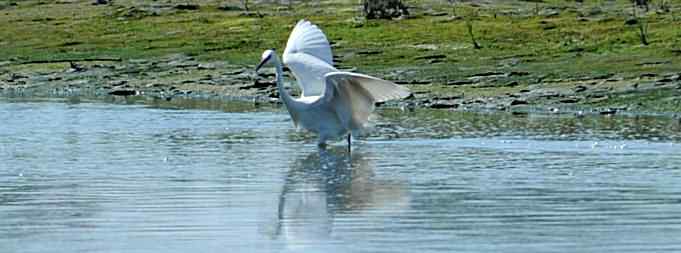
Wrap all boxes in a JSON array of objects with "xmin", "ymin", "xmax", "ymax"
[
  {"xmin": 255, "ymin": 55, "xmax": 271, "ymax": 72},
  {"xmin": 255, "ymin": 59, "xmax": 266, "ymax": 72}
]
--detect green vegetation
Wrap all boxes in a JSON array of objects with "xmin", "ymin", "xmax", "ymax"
[{"xmin": 1, "ymin": 0, "xmax": 680, "ymax": 112}]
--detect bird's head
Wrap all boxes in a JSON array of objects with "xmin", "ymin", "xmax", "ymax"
[{"xmin": 255, "ymin": 49, "xmax": 276, "ymax": 72}]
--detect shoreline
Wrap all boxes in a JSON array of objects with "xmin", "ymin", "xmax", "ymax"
[{"xmin": 2, "ymin": 54, "xmax": 681, "ymax": 118}]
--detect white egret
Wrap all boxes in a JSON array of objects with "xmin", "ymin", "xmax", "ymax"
[{"xmin": 255, "ymin": 19, "xmax": 410, "ymax": 152}]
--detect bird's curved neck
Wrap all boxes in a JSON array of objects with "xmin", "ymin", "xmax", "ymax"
[{"xmin": 273, "ymin": 56, "xmax": 295, "ymax": 105}]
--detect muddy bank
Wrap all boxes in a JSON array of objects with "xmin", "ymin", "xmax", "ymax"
[
  {"xmin": 405, "ymin": 68, "xmax": 681, "ymax": 116},
  {"xmin": 0, "ymin": 54, "xmax": 266, "ymax": 101},
  {"xmin": 2, "ymin": 54, "xmax": 681, "ymax": 116}
]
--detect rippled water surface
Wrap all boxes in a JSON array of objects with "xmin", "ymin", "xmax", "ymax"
[{"xmin": 2, "ymin": 98, "xmax": 681, "ymax": 253}]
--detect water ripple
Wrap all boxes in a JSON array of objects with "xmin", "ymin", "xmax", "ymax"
[{"xmin": 1, "ymin": 99, "xmax": 681, "ymax": 253}]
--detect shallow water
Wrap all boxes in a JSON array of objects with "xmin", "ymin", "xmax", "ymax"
[{"xmin": 2, "ymin": 98, "xmax": 681, "ymax": 253}]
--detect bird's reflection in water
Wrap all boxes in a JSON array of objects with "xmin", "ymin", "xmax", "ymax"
[{"xmin": 275, "ymin": 147, "xmax": 408, "ymax": 250}]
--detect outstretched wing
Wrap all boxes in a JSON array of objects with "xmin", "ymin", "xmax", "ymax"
[
  {"xmin": 330, "ymin": 72, "xmax": 412, "ymax": 102},
  {"xmin": 321, "ymin": 72, "xmax": 411, "ymax": 130},
  {"xmin": 283, "ymin": 19, "xmax": 333, "ymax": 65},
  {"xmin": 283, "ymin": 19, "xmax": 336, "ymax": 97}
]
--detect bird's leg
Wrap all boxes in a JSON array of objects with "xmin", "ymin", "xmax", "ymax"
[{"xmin": 347, "ymin": 134, "xmax": 351, "ymax": 154}]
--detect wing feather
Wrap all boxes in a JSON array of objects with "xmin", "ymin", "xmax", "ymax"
[
  {"xmin": 283, "ymin": 20, "xmax": 333, "ymax": 65},
  {"xmin": 283, "ymin": 20, "xmax": 336, "ymax": 97},
  {"xmin": 335, "ymin": 72, "xmax": 411, "ymax": 102},
  {"xmin": 322, "ymin": 72, "xmax": 411, "ymax": 131}
]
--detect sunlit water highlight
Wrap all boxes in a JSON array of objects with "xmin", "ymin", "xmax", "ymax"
[{"xmin": 2, "ymin": 98, "xmax": 681, "ymax": 253}]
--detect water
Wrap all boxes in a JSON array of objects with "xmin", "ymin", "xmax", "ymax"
[{"xmin": 2, "ymin": 97, "xmax": 681, "ymax": 253}]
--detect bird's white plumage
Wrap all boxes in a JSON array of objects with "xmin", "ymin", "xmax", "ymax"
[
  {"xmin": 284, "ymin": 20, "xmax": 334, "ymax": 65},
  {"xmin": 324, "ymin": 72, "xmax": 412, "ymax": 103},
  {"xmin": 321, "ymin": 72, "xmax": 411, "ymax": 131},
  {"xmin": 258, "ymin": 19, "xmax": 410, "ymax": 146},
  {"xmin": 284, "ymin": 53, "xmax": 335, "ymax": 97},
  {"xmin": 283, "ymin": 20, "xmax": 335, "ymax": 97}
]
